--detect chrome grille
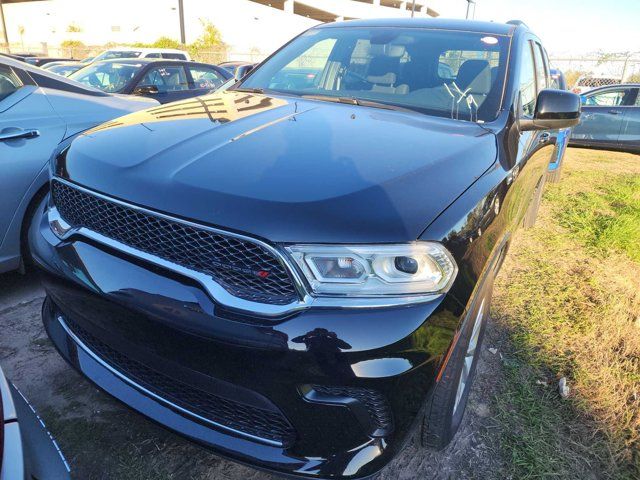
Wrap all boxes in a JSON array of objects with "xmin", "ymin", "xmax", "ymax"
[{"xmin": 51, "ymin": 180, "xmax": 298, "ymax": 305}]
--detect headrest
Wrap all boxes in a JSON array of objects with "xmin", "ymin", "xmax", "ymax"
[
  {"xmin": 369, "ymin": 44, "xmax": 406, "ymax": 58},
  {"xmin": 456, "ymin": 60, "xmax": 492, "ymax": 95}
]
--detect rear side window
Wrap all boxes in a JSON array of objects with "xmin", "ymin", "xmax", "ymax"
[
  {"xmin": 519, "ymin": 42, "xmax": 537, "ymax": 117},
  {"xmin": 162, "ymin": 53, "xmax": 188, "ymax": 60},
  {"xmin": 146, "ymin": 53, "xmax": 161, "ymax": 58},
  {"xmin": 0, "ymin": 66, "xmax": 23, "ymax": 102},
  {"xmin": 189, "ymin": 66, "xmax": 225, "ymax": 89},
  {"xmin": 584, "ymin": 89, "xmax": 634, "ymax": 107}
]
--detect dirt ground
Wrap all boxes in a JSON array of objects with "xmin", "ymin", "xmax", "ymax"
[{"xmin": 0, "ymin": 269, "xmax": 510, "ymax": 480}]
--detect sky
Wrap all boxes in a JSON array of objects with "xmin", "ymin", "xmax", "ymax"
[
  {"xmin": 437, "ymin": 0, "xmax": 640, "ymax": 55},
  {"xmin": 2, "ymin": 0, "xmax": 639, "ymax": 57}
]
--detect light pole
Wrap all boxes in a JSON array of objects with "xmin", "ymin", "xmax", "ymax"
[
  {"xmin": 0, "ymin": 0, "xmax": 9, "ymax": 49},
  {"xmin": 466, "ymin": 0, "xmax": 476, "ymax": 19},
  {"xmin": 178, "ymin": 0, "xmax": 185, "ymax": 45},
  {"xmin": 411, "ymin": 0, "xmax": 416, "ymax": 18}
]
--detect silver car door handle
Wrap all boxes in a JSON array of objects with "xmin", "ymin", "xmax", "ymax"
[
  {"xmin": 608, "ymin": 110, "xmax": 622, "ymax": 115},
  {"xmin": 0, "ymin": 128, "xmax": 40, "ymax": 141}
]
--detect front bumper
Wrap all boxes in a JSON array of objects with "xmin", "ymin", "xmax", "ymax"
[{"xmin": 31, "ymin": 201, "xmax": 464, "ymax": 479}]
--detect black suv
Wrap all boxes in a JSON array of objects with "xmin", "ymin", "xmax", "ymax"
[{"xmin": 31, "ymin": 18, "xmax": 580, "ymax": 479}]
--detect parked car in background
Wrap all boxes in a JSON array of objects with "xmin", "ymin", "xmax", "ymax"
[
  {"xmin": 32, "ymin": 18, "xmax": 580, "ymax": 479},
  {"xmin": 44, "ymin": 62, "xmax": 84, "ymax": 77},
  {"xmin": 218, "ymin": 61, "xmax": 255, "ymax": 79},
  {"xmin": 0, "ymin": 52, "xmax": 31, "ymax": 63},
  {"xmin": 570, "ymin": 83, "xmax": 640, "ymax": 153},
  {"xmin": 24, "ymin": 57, "xmax": 75, "ymax": 67},
  {"xmin": 91, "ymin": 47, "xmax": 191, "ymax": 62},
  {"xmin": 571, "ymin": 75, "xmax": 620, "ymax": 94},
  {"xmin": 70, "ymin": 59, "xmax": 232, "ymax": 103},
  {"xmin": 0, "ymin": 56, "xmax": 158, "ymax": 275},
  {"xmin": 1, "ymin": 365, "xmax": 71, "ymax": 479},
  {"xmin": 546, "ymin": 68, "xmax": 571, "ymax": 183},
  {"xmin": 42, "ymin": 60, "xmax": 79, "ymax": 70},
  {"xmin": 547, "ymin": 127, "xmax": 571, "ymax": 182},
  {"xmin": 550, "ymin": 68, "xmax": 566, "ymax": 90}
]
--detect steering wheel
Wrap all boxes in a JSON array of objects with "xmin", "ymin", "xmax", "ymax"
[
  {"xmin": 341, "ymin": 69, "xmax": 375, "ymax": 87},
  {"xmin": 86, "ymin": 73, "xmax": 104, "ymax": 89}
]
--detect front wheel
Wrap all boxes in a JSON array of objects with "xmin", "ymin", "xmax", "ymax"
[{"xmin": 421, "ymin": 285, "xmax": 491, "ymax": 450}]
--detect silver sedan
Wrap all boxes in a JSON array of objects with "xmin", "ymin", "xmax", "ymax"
[{"xmin": 0, "ymin": 57, "xmax": 158, "ymax": 274}]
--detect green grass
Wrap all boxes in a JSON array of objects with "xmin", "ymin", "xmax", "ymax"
[
  {"xmin": 490, "ymin": 148, "xmax": 640, "ymax": 480},
  {"xmin": 550, "ymin": 174, "xmax": 640, "ymax": 261}
]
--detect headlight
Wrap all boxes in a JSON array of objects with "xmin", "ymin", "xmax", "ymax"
[{"xmin": 286, "ymin": 242, "xmax": 457, "ymax": 298}]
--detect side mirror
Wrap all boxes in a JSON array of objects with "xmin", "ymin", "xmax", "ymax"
[
  {"xmin": 133, "ymin": 85, "xmax": 159, "ymax": 95},
  {"xmin": 235, "ymin": 65, "xmax": 254, "ymax": 80},
  {"xmin": 520, "ymin": 89, "xmax": 581, "ymax": 131}
]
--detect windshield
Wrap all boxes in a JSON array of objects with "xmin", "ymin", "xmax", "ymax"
[
  {"xmin": 49, "ymin": 64, "xmax": 81, "ymax": 77},
  {"xmin": 240, "ymin": 27, "xmax": 509, "ymax": 122},
  {"xmin": 70, "ymin": 61, "xmax": 142, "ymax": 92},
  {"xmin": 93, "ymin": 50, "xmax": 142, "ymax": 62}
]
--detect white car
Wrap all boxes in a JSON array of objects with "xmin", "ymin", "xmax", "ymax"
[{"xmin": 91, "ymin": 47, "xmax": 191, "ymax": 62}]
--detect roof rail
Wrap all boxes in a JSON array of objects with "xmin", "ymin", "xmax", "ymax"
[{"xmin": 506, "ymin": 19, "xmax": 529, "ymax": 28}]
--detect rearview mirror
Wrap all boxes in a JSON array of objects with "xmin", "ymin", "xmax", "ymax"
[
  {"xmin": 133, "ymin": 85, "xmax": 159, "ymax": 95},
  {"xmin": 520, "ymin": 89, "xmax": 581, "ymax": 131}
]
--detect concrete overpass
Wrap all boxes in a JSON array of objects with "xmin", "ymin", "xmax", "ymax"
[{"xmin": 249, "ymin": 0, "xmax": 439, "ymax": 22}]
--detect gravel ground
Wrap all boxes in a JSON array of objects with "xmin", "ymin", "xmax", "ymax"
[{"xmin": 0, "ymin": 270, "xmax": 507, "ymax": 480}]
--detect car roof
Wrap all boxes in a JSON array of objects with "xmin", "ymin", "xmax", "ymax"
[
  {"xmin": 50, "ymin": 61, "xmax": 81, "ymax": 67},
  {"xmin": 88, "ymin": 58, "xmax": 216, "ymax": 66},
  {"xmin": 103, "ymin": 47, "xmax": 187, "ymax": 54},
  {"xmin": 0, "ymin": 55, "xmax": 108, "ymax": 94},
  {"xmin": 316, "ymin": 17, "xmax": 517, "ymax": 36}
]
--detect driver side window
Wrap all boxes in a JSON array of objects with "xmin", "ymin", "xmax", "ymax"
[
  {"xmin": 0, "ymin": 66, "xmax": 22, "ymax": 102},
  {"xmin": 584, "ymin": 89, "xmax": 631, "ymax": 107},
  {"xmin": 519, "ymin": 42, "xmax": 537, "ymax": 117}
]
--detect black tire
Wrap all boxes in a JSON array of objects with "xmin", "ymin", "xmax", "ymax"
[
  {"xmin": 421, "ymin": 283, "xmax": 492, "ymax": 450},
  {"xmin": 20, "ymin": 186, "xmax": 49, "ymax": 271},
  {"xmin": 523, "ymin": 175, "xmax": 545, "ymax": 229}
]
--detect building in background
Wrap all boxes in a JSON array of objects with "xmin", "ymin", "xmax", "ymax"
[{"xmin": 0, "ymin": 0, "xmax": 450, "ymax": 59}]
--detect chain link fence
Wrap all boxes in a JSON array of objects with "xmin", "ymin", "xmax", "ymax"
[
  {"xmin": 549, "ymin": 55, "xmax": 640, "ymax": 90},
  {"xmin": 0, "ymin": 43, "xmax": 267, "ymax": 65}
]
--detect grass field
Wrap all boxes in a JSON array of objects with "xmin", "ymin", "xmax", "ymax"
[{"xmin": 490, "ymin": 148, "xmax": 640, "ymax": 479}]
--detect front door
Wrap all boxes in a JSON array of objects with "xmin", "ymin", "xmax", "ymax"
[{"xmin": 571, "ymin": 87, "xmax": 636, "ymax": 149}]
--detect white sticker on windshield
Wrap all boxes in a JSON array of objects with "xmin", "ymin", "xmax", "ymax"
[{"xmin": 481, "ymin": 36, "xmax": 499, "ymax": 45}]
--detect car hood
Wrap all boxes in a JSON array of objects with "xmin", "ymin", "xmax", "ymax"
[
  {"xmin": 41, "ymin": 87, "xmax": 159, "ymax": 140},
  {"xmin": 58, "ymin": 91, "xmax": 497, "ymax": 243}
]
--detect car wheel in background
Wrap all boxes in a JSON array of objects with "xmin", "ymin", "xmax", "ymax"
[{"xmin": 19, "ymin": 187, "xmax": 49, "ymax": 272}]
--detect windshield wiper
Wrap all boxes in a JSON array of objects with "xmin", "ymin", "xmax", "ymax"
[
  {"xmin": 233, "ymin": 87, "xmax": 265, "ymax": 94},
  {"xmin": 302, "ymin": 94, "xmax": 415, "ymax": 113}
]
